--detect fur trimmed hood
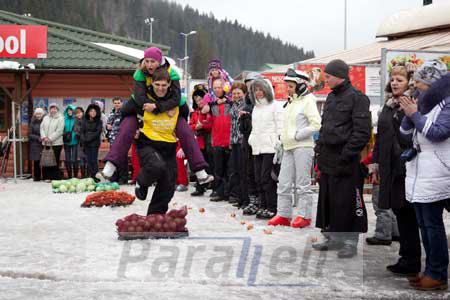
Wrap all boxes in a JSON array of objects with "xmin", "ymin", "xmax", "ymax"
[
  {"xmin": 418, "ymin": 73, "xmax": 450, "ymax": 114},
  {"xmin": 249, "ymin": 78, "xmax": 274, "ymax": 105}
]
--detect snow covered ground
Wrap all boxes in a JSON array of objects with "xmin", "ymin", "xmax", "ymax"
[{"xmin": 0, "ymin": 180, "xmax": 449, "ymax": 300}]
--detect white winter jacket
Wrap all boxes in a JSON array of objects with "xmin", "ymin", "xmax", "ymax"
[
  {"xmin": 404, "ymin": 104, "xmax": 450, "ymax": 203},
  {"xmin": 281, "ymin": 92, "xmax": 321, "ymax": 150},
  {"xmin": 40, "ymin": 112, "xmax": 65, "ymax": 146},
  {"xmin": 248, "ymin": 98, "xmax": 282, "ymax": 155}
]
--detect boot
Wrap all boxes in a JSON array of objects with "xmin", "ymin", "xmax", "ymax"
[
  {"xmin": 412, "ymin": 276, "xmax": 448, "ymax": 291},
  {"xmin": 243, "ymin": 195, "xmax": 260, "ymax": 215},
  {"xmin": 291, "ymin": 216, "xmax": 312, "ymax": 228},
  {"xmin": 337, "ymin": 244, "xmax": 358, "ymax": 259},
  {"xmin": 66, "ymin": 163, "xmax": 73, "ymax": 179},
  {"xmin": 81, "ymin": 166, "xmax": 87, "ymax": 178},
  {"xmin": 73, "ymin": 164, "xmax": 79, "ymax": 179},
  {"xmin": 312, "ymin": 239, "xmax": 344, "ymax": 251},
  {"xmin": 366, "ymin": 236, "xmax": 392, "ymax": 246},
  {"xmin": 268, "ymin": 215, "xmax": 291, "ymax": 227},
  {"xmin": 386, "ymin": 262, "xmax": 420, "ymax": 277},
  {"xmin": 135, "ymin": 181, "xmax": 149, "ymax": 201}
]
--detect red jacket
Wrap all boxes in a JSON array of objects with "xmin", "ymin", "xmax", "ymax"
[
  {"xmin": 189, "ymin": 110, "xmax": 213, "ymax": 149},
  {"xmin": 210, "ymin": 99, "xmax": 231, "ymax": 148}
]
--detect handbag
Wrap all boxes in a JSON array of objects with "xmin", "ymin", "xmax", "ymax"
[
  {"xmin": 40, "ymin": 145, "xmax": 57, "ymax": 167},
  {"xmin": 63, "ymin": 131, "xmax": 72, "ymax": 144}
]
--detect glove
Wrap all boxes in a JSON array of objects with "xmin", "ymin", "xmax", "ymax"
[
  {"xmin": 273, "ymin": 141, "xmax": 283, "ymax": 164},
  {"xmin": 176, "ymin": 148, "xmax": 185, "ymax": 159}
]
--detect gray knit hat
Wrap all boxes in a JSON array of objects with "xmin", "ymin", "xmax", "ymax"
[
  {"xmin": 413, "ymin": 59, "xmax": 447, "ymax": 86},
  {"xmin": 324, "ymin": 59, "xmax": 349, "ymax": 79}
]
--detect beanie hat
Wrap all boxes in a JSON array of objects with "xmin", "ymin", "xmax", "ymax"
[
  {"xmin": 413, "ymin": 59, "xmax": 447, "ymax": 86},
  {"xmin": 192, "ymin": 86, "xmax": 207, "ymax": 101},
  {"xmin": 33, "ymin": 107, "xmax": 45, "ymax": 115},
  {"xmin": 324, "ymin": 59, "xmax": 349, "ymax": 79},
  {"xmin": 208, "ymin": 59, "xmax": 222, "ymax": 72},
  {"xmin": 144, "ymin": 47, "xmax": 163, "ymax": 64}
]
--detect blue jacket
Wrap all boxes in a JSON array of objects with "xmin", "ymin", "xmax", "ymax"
[
  {"xmin": 400, "ymin": 73, "xmax": 450, "ymax": 143},
  {"xmin": 64, "ymin": 104, "xmax": 78, "ymax": 145}
]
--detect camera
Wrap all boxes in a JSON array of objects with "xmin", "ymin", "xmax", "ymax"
[{"xmin": 400, "ymin": 148, "xmax": 418, "ymax": 162}]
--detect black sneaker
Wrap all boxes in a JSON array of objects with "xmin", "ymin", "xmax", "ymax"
[
  {"xmin": 260, "ymin": 210, "xmax": 276, "ymax": 219},
  {"xmin": 386, "ymin": 263, "xmax": 420, "ymax": 277},
  {"xmin": 392, "ymin": 236, "xmax": 401, "ymax": 242},
  {"xmin": 312, "ymin": 239, "xmax": 344, "ymax": 251},
  {"xmin": 210, "ymin": 195, "xmax": 225, "ymax": 202},
  {"xmin": 337, "ymin": 244, "xmax": 357, "ymax": 259},
  {"xmin": 198, "ymin": 174, "xmax": 214, "ymax": 186},
  {"xmin": 135, "ymin": 182, "xmax": 148, "ymax": 201},
  {"xmin": 255, "ymin": 208, "xmax": 266, "ymax": 218},
  {"xmin": 366, "ymin": 236, "xmax": 392, "ymax": 246},
  {"xmin": 243, "ymin": 204, "xmax": 259, "ymax": 215},
  {"xmin": 228, "ymin": 196, "xmax": 239, "ymax": 204},
  {"xmin": 191, "ymin": 190, "xmax": 204, "ymax": 197}
]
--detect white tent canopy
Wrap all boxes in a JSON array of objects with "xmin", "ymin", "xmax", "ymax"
[
  {"xmin": 376, "ymin": 2, "xmax": 450, "ymax": 38},
  {"xmin": 93, "ymin": 42, "xmax": 184, "ymax": 78}
]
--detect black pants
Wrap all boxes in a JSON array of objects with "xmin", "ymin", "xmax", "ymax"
[
  {"xmin": 137, "ymin": 143, "xmax": 177, "ymax": 215},
  {"xmin": 85, "ymin": 146, "xmax": 99, "ymax": 178},
  {"xmin": 229, "ymin": 144, "xmax": 245, "ymax": 200},
  {"xmin": 213, "ymin": 147, "xmax": 230, "ymax": 198},
  {"xmin": 253, "ymin": 153, "xmax": 277, "ymax": 211},
  {"xmin": 392, "ymin": 204, "xmax": 422, "ymax": 272},
  {"xmin": 33, "ymin": 160, "xmax": 41, "ymax": 180},
  {"xmin": 242, "ymin": 137, "xmax": 257, "ymax": 197},
  {"xmin": 42, "ymin": 145, "xmax": 62, "ymax": 180}
]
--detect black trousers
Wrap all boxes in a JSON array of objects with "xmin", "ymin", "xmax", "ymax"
[
  {"xmin": 42, "ymin": 145, "xmax": 62, "ymax": 180},
  {"xmin": 213, "ymin": 146, "xmax": 230, "ymax": 198},
  {"xmin": 229, "ymin": 144, "xmax": 243, "ymax": 200},
  {"xmin": 392, "ymin": 204, "xmax": 422, "ymax": 272},
  {"xmin": 85, "ymin": 146, "xmax": 99, "ymax": 178},
  {"xmin": 33, "ymin": 160, "xmax": 41, "ymax": 180},
  {"xmin": 253, "ymin": 153, "xmax": 277, "ymax": 211},
  {"xmin": 242, "ymin": 136, "xmax": 257, "ymax": 199},
  {"xmin": 137, "ymin": 143, "xmax": 177, "ymax": 215}
]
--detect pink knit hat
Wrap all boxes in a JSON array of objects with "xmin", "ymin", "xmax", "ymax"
[{"xmin": 144, "ymin": 47, "xmax": 163, "ymax": 63}]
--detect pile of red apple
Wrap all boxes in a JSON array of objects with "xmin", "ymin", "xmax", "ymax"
[
  {"xmin": 116, "ymin": 206, "xmax": 188, "ymax": 240},
  {"xmin": 81, "ymin": 191, "xmax": 135, "ymax": 207}
]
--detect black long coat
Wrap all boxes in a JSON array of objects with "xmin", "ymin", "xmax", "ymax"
[
  {"xmin": 29, "ymin": 118, "xmax": 43, "ymax": 161},
  {"xmin": 372, "ymin": 103, "xmax": 411, "ymax": 209},
  {"xmin": 315, "ymin": 81, "xmax": 371, "ymax": 233}
]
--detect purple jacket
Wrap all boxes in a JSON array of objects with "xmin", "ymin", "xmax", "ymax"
[{"xmin": 400, "ymin": 73, "xmax": 450, "ymax": 143}]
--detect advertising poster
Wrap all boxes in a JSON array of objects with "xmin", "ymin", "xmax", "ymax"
[
  {"xmin": 262, "ymin": 73, "xmax": 289, "ymax": 100},
  {"xmin": 297, "ymin": 64, "xmax": 367, "ymax": 95},
  {"xmin": 380, "ymin": 49, "xmax": 450, "ymax": 101}
]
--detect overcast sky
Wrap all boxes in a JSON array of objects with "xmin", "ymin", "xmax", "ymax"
[{"xmin": 170, "ymin": 0, "xmax": 450, "ymax": 57}]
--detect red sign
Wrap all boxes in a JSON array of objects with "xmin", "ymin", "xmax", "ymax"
[
  {"xmin": 297, "ymin": 64, "xmax": 366, "ymax": 95},
  {"xmin": 262, "ymin": 73, "xmax": 289, "ymax": 100},
  {"xmin": 0, "ymin": 25, "xmax": 47, "ymax": 58}
]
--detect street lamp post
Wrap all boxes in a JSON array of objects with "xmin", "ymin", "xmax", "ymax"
[
  {"xmin": 144, "ymin": 18, "xmax": 155, "ymax": 44},
  {"xmin": 177, "ymin": 56, "xmax": 189, "ymax": 97},
  {"xmin": 180, "ymin": 31, "xmax": 196, "ymax": 100}
]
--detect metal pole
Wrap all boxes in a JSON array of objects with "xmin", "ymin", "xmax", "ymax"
[
  {"xmin": 18, "ymin": 104, "xmax": 23, "ymax": 177},
  {"xmin": 150, "ymin": 22, "xmax": 153, "ymax": 44},
  {"xmin": 344, "ymin": 0, "xmax": 348, "ymax": 50},
  {"xmin": 11, "ymin": 102, "xmax": 17, "ymax": 183},
  {"xmin": 185, "ymin": 36, "xmax": 190, "ymax": 100}
]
